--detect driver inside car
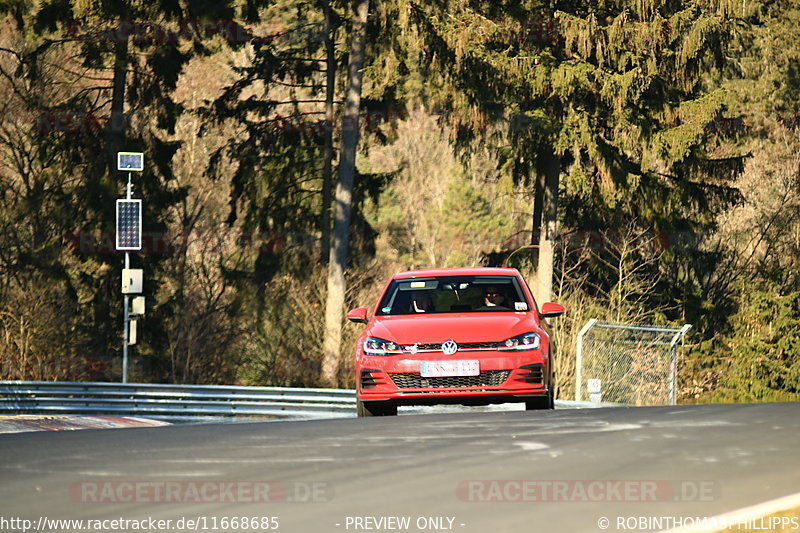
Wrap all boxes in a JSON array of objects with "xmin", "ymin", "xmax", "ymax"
[
  {"xmin": 476, "ymin": 285, "xmax": 509, "ymax": 310},
  {"xmin": 410, "ymin": 291, "xmax": 435, "ymax": 313}
]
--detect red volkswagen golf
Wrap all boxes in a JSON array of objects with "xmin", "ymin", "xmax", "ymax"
[{"xmin": 347, "ymin": 267, "xmax": 565, "ymax": 416}]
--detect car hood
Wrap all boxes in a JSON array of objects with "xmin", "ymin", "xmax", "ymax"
[{"xmin": 368, "ymin": 313, "xmax": 537, "ymax": 344}]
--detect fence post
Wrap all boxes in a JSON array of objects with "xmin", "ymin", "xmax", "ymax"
[
  {"xmin": 668, "ymin": 324, "xmax": 693, "ymax": 405},
  {"xmin": 575, "ymin": 318, "xmax": 598, "ymax": 402}
]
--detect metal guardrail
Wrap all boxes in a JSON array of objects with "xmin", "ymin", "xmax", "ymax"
[{"xmin": 0, "ymin": 381, "xmax": 356, "ymax": 419}]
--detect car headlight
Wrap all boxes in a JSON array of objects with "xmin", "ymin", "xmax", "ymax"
[
  {"xmin": 499, "ymin": 332, "xmax": 540, "ymax": 351},
  {"xmin": 363, "ymin": 337, "xmax": 403, "ymax": 356}
]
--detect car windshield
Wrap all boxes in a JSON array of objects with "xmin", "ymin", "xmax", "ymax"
[{"xmin": 376, "ymin": 275, "xmax": 530, "ymax": 315}]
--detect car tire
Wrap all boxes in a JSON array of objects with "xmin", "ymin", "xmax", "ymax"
[
  {"xmin": 525, "ymin": 390, "xmax": 554, "ymax": 411},
  {"xmin": 357, "ymin": 399, "xmax": 397, "ymax": 417}
]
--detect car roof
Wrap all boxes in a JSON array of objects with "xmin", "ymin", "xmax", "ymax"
[{"xmin": 391, "ymin": 267, "xmax": 522, "ymax": 279}]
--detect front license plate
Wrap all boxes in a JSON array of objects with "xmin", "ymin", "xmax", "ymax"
[{"xmin": 420, "ymin": 360, "xmax": 480, "ymax": 377}]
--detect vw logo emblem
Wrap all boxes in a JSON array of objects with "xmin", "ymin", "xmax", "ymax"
[{"xmin": 441, "ymin": 340, "xmax": 458, "ymax": 355}]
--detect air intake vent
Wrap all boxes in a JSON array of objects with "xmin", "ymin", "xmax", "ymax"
[
  {"xmin": 515, "ymin": 363, "xmax": 543, "ymax": 384},
  {"xmin": 360, "ymin": 368, "xmax": 383, "ymax": 390}
]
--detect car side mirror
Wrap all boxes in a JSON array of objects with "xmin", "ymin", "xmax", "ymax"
[
  {"xmin": 346, "ymin": 307, "xmax": 369, "ymax": 324},
  {"xmin": 540, "ymin": 302, "xmax": 565, "ymax": 318}
]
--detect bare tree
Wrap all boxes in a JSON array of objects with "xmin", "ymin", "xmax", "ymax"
[{"xmin": 549, "ymin": 223, "xmax": 668, "ymax": 399}]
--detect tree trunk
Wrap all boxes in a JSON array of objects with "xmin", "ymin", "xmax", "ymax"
[
  {"xmin": 536, "ymin": 147, "xmax": 560, "ymax": 304},
  {"xmin": 530, "ymin": 158, "xmax": 546, "ymax": 265},
  {"xmin": 106, "ymin": 29, "xmax": 128, "ymax": 165},
  {"xmin": 321, "ymin": 0, "xmax": 369, "ymax": 386},
  {"xmin": 319, "ymin": 0, "xmax": 337, "ymax": 264}
]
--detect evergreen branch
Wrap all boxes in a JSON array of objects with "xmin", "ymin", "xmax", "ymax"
[
  {"xmin": 272, "ymin": 99, "xmax": 343, "ymax": 105},
  {"xmin": 280, "ymin": 56, "xmax": 326, "ymax": 62},
  {"xmin": 269, "ymin": 79, "xmax": 324, "ymax": 89}
]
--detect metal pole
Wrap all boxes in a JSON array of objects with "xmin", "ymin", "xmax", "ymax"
[
  {"xmin": 667, "ymin": 324, "xmax": 692, "ymax": 405},
  {"xmin": 575, "ymin": 318, "xmax": 598, "ymax": 402},
  {"xmin": 122, "ymin": 171, "xmax": 132, "ymax": 383},
  {"xmin": 123, "ymin": 254, "xmax": 129, "ymax": 383}
]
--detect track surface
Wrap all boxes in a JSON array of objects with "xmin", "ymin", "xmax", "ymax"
[{"xmin": 1, "ymin": 403, "xmax": 799, "ymax": 533}]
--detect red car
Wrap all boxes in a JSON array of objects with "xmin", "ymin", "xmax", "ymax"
[{"xmin": 347, "ymin": 267, "xmax": 565, "ymax": 416}]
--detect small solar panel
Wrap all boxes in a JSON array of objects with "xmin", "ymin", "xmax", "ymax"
[
  {"xmin": 116, "ymin": 199, "xmax": 142, "ymax": 250},
  {"xmin": 118, "ymin": 152, "xmax": 144, "ymax": 172}
]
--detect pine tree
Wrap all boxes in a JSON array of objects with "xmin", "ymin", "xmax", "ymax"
[
  {"xmin": 322, "ymin": 0, "xmax": 370, "ymax": 386},
  {"xmin": 404, "ymin": 0, "xmax": 746, "ymax": 303},
  {"xmin": 202, "ymin": 0, "xmax": 393, "ymax": 386},
  {"xmin": 0, "ymin": 0, "xmax": 249, "ymax": 380}
]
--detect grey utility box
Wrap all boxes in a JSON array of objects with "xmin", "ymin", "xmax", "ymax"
[{"xmin": 122, "ymin": 269, "xmax": 143, "ymax": 294}]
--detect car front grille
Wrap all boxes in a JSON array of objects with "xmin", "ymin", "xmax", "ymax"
[
  {"xmin": 388, "ymin": 370, "xmax": 512, "ymax": 389},
  {"xmin": 407, "ymin": 341, "xmax": 500, "ymax": 352}
]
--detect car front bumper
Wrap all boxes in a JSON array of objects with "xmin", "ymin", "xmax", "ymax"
[{"xmin": 356, "ymin": 351, "xmax": 551, "ymax": 405}]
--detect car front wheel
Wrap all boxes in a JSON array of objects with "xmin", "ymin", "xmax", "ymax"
[
  {"xmin": 357, "ymin": 399, "xmax": 398, "ymax": 417},
  {"xmin": 525, "ymin": 390, "xmax": 554, "ymax": 411}
]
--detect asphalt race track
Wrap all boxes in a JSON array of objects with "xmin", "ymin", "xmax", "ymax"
[{"xmin": 1, "ymin": 403, "xmax": 799, "ymax": 533}]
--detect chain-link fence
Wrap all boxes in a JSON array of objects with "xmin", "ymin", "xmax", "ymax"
[{"xmin": 575, "ymin": 320, "xmax": 692, "ymax": 406}]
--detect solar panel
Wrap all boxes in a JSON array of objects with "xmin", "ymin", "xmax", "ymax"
[
  {"xmin": 116, "ymin": 199, "xmax": 142, "ymax": 250},
  {"xmin": 117, "ymin": 152, "xmax": 144, "ymax": 172}
]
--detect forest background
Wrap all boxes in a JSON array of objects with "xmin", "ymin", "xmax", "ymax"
[{"xmin": 1, "ymin": 0, "xmax": 799, "ymax": 404}]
